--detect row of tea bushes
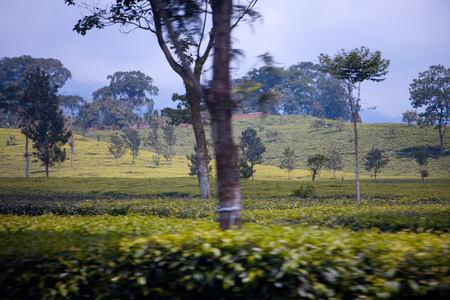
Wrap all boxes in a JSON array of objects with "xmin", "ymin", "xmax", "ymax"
[
  {"xmin": 1, "ymin": 196, "xmax": 448, "ymax": 233},
  {"xmin": 243, "ymin": 203, "xmax": 450, "ymax": 233},
  {"xmin": 1, "ymin": 215, "xmax": 449, "ymax": 299}
]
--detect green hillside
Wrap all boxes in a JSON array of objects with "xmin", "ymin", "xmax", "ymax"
[{"xmin": 0, "ymin": 115, "xmax": 449, "ymax": 179}]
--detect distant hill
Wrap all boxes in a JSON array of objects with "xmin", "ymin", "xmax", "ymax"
[{"xmin": 359, "ymin": 109, "xmax": 402, "ymax": 123}]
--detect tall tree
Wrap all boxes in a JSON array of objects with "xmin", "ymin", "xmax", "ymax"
[
  {"xmin": 306, "ymin": 154, "xmax": 328, "ymax": 181},
  {"xmin": 108, "ymin": 132, "xmax": 127, "ymax": 166},
  {"xmin": 279, "ymin": 146, "xmax": 296, "ymax": 180},
  {"xmin": 22, "ymin": 69, "xmax": 71, "ymax": 177},
  {"xmin": 240, "ymin": 128, "xmax": 266, "ymax": 180},
  {"xmin": 363, "ymin": 148, "xmax": 389, "ymax": 180},
  {"xmin": 93, "ymin": 70, "xmax": 159, "ymax": 125},
  {"xmin": 319, "ymin": 46, "xmax": 390, "ymax": 203},
  {"xmin": 66, "ymin": 0, "xmax": 258, "ymax": 229},
  {"xmin": 409, "ymin": 65, "xmax": 449, "ymax": 155},
  {"xmin": 66, "ymin": 0, "xmax": 258, "ymax": 201},
  {"xmin": 0, "ymin": 56, "xmax": 71, "ymax": 127},
  {"xmin": 122, "ymin": 128, "xmax": 141, "ymax": 164}
]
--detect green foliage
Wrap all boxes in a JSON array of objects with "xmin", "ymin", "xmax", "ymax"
[
  {"xmin": 306, "ymin": 154, "xmax": 329, "ymax": 181},
  {"xmin": 279, "ymin": 146, "xmax": 296, "ymax": 180},
  {"xmin": 240, "ymin": 128, "xmax": 266, "ymax": 179},
  {"xmin": 187, "ymin": 144, "xmax": 213, "ymax": 177},
  {"xmin": 291, "ymin": 184, "xmax": 316, "ymax": 198},
  {"xmin": 402, "ymin": 109, "xmax": 418, "ymax": 126},
  {"xmin": 108, "ymin": 132, "xmax": 127, "ymax": 166},
  {"xmin": 409, "ymin": 65, "xmax": 449, "ymax": 155},
  {"xmin": 147, "ymin": 126, "xmax": 163, "ymax": 155},
  {"xmin": 420, "ymin": 169, "xmax": 429, "ymax": 182},
  {"xmin": 22, "ymin": 68, "xmax": 71, "ymax": 177},
  {"xmin": 162, "ymin": 124, "xmax": 176, "ymax": 164},
  {"xmin": 1, "ymin": 214, "xmax": 449, "ymax": 299},
  {"xmin": 319, "ymin": 46, "xmax": 390, "ymax": 85},
  {"xmin": 238, "ymin": 156, "xmax": 253, "ymax": 179},
  {"xmin": 363, "ymin": 148, "xmax": 390, "ymax": 179},
  {"xmin": 325, "ymin": 148, "xmax": 343, "ymax": 179},
  {"xmin": 122, "ymin": 127, "xmax": 141, "ymax": 164}
]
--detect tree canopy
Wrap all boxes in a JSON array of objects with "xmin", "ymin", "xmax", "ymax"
[
  {"xmin": 232, "ymin": 62, "xmax": 350, "ymax": 120},
  {"xmin": 409, "ymin": 65, "xmax": 449, "ymax": 155},
  {"xmin": 0, "ymin": 56, "xmax": 71, "ymax": 126},
  {"xmin": 240, "ymin": 128, "xmax": 266, "ymax": 180},
  {"xmin": 363, "ymin": 148, "xmax": 389, "ymax": 180},
  {"xmin": 306, "ymin": 154, "xmax": 328, "ymax": 181}
]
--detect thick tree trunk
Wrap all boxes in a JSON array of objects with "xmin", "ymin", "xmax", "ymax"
[
  {"xmin": 207, "ymin": 0, "xmax": 241, "ymax": 230},
  {"xmin": 45, "ymin": 163, "xmax": 49, "ymax": 177},
  {"xmin": 188, "ymin": 88, "xmax": 212, "ymax": 198},
  {"xmin": 25, "ymin": 133, "xmax": 29, "ymax": 178},
  {"xmin": 209, "ymin": 105, "xmax": 242, "ymax": 229}
]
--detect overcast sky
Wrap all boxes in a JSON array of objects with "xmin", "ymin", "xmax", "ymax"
[{"xmin": 1, "ymin": 0, "xmax": 449, "ymax": 118}]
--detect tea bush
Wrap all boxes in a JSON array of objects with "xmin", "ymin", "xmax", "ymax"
[{"xmin": 1, "ymin": 215, "xmax": 449, "ymax": 299}]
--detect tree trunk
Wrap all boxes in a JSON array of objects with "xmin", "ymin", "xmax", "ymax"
[
  {"xmin": 25, "ymin": 133, "xmax": 29, "ymax": 178},
  {"xmin": 439, "ymin": 126, "xmax": 445, "ymax": 155},
  {"xmin": 70, "ymin": 132, "xmax": 74, "ymax": 168},
  {"xmin": 312, "ymin": 171, "xmax": 316, "ymax": 181},
  {"xmin": 188, "ymin": 88, "xmax": 212, "ymax": 198},
  {"xmin": 45, "ymin": 163, "xmax": 49, "ymax": 177},
  {"xmin": 206, "ymin": 0, "xmax": 241, "ymax": 230},
  {"xmin": 288, "ymin": 169, "xmax": 291, "ymax": 180},
  {"xmin": 353, "ymin": 117, "xmax": 361, "ymax": 203}
]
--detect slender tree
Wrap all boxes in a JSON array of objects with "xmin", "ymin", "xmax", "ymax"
[
  {"xmin": 306, "ymin": 154, "xmax": 329, "ymax": 181},
  {"xmin": 108, "ymin": 132, "xmax": 127, "ymax": 166},
  {"xmin": 363, "ymin": 148, "xmax": 389, "ymax": 180},
  {"xmin": 162, "ymin": 124, "xmax": 176, "ymax": 165},
  {"xmin": 240, "ymin": 128, "xmax": 266, "ymax": 180},
  {"xmin": 319, "ymin": 46, "xmax": 390, "ymax": 202},
  {"xmin": 326, "ymin": 148, "xmax": 343, "ymax": 179},
  {"xmin": 279, "ymin": 146, "xmax": 296, "ymax": 180},
  {"xmin": 409, "ymin": 65, "xmax": 449, "ymax": 155},
  {"xmin": 21, "ymin": 69, "xmax": 71, "ymax": 177},
  {"xmin": 414, "ymin": 150, "xmax": 429, "ymax": 182},
  {"xmin": 122, "ymin": 128, "xmax": 141, "ymax": 164},
  {"xmin": 66, "ymin": 0, "xmax": 258, "ymax": 200}
]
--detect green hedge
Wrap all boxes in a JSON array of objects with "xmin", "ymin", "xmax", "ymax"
[
  {"xmin": 1, "ymin": 196, "xmax": 448, "ymax": 233},
  {"xmin": 1, "ymin": 215, "xmax": 449, "ymax": 299}
]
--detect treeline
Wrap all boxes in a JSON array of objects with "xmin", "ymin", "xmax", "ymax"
[{"xmin": 232, "ymin": 62, "xmax": 350, "ymax": 120}]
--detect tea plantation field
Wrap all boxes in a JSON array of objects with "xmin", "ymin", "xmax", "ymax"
[{"xmin": 0, "ymin": 116, "xmax": 449, "ymax": 299}]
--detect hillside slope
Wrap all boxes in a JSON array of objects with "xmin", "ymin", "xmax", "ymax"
[{"xmin": 0, "ymin": 115, "xmax": 449, "ymax": 179}]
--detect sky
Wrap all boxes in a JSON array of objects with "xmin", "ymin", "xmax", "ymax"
[{"xmin": 1, "ymin": 0, "xmax": 449, "ymax": 120}]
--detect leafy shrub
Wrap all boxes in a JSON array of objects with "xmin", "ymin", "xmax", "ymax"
[
  {"xmin": 1, "ymin": 216, "xmax": 449, "ymax": 299},
  {"xmin": 291, "ymin": 184, "xmax": 316, "ymax": 198}
]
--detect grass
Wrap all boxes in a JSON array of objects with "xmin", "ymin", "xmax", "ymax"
[{"xmin": 1, "ymin": 115, "xmax": 449, "ymax": 179}]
